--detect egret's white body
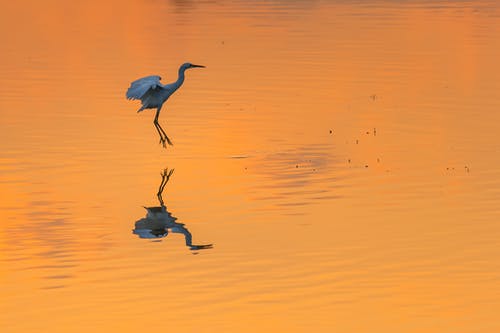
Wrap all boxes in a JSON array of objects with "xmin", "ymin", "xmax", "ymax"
[{"xmin": 126, "ymin": 62, "xmax": 205, "ymax": 147}]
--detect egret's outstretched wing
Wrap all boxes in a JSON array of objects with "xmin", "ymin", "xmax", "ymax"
[{"xmin": 126, "ymin": 75, "xmax": 162, "ymax": 100}]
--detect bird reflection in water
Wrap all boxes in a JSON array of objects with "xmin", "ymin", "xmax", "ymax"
[{"xmin": 133, "ymin": 168, "xmax": 213, "ymax": 251}]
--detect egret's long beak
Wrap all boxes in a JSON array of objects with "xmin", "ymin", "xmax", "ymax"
[{"xmin": 190, "ymin": 64, "xmax": 205, "ymax": 68}]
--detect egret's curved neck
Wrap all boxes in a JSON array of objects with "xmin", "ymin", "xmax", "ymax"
[{"xmin": 173, "ymin": 66, "xmax": 187, "ymax": 90}]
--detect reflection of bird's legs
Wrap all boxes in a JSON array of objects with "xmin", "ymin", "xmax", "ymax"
[
  {"xmin": 157, "ymin": 175, "xmax": 166, "ymax": 207},
  {"xmin": 153, "ymin": 107, "xmax": 173, "ymax": 147},
  {"xmin": 157, "ymin": 168, "xmax": 174, "ymax": 207}
]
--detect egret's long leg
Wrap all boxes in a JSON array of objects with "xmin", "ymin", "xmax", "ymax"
[
  {"xmin": 154, "ymin": 121, "xmax": 172, "ymax": 147},
  {"xmin": 157, "ymin": 122, "xmax": 173, "ymax": 146},
  {"xmin": 153, "ymin": 120, "xmax": 167, "ymax": 147},
  {"xmin": 154, "ymin": 107, "xmax": 173, "ymax": 146},
  {"xmin": 153, "ymin": 107, "xmax": 167, "ymax": 147}
]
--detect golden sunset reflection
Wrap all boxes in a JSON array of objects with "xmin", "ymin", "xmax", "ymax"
[{"xmin": 1, "ymin": 1, "xmax": 500, "ymax": 332}]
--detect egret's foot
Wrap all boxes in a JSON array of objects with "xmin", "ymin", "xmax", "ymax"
[
  {"xmin": 159, "ymin": 137, "xmax": 168, "ymax": 148},
  {"xmin": 157, "ymin": 133, "xmax": 173, "ymax": 148}
]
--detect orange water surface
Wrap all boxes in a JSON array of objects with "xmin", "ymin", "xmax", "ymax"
[{"xmin": 1, "ymin": 1, "xmax": 500, "ymax": 332}]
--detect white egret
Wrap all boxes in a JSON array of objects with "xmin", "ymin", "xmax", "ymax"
[{"xmin": 126, "ymin": 62, "xmax": 205, "ymax": 147}]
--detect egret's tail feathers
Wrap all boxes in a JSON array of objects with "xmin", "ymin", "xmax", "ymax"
[{"xmin": 137, "ymin": 106, "xmax": 145, "ymax": 113}]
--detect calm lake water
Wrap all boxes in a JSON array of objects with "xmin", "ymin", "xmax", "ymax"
[{"xmin": 1, "ymin": 0, "xmax": 500, "ymax": 332}]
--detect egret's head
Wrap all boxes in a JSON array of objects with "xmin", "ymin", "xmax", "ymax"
[{"xmin": 181, "ymin": 62, "xmax": 205, "ymax": 70}]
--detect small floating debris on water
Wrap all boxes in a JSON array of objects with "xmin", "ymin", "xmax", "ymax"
[
  {"xmin": 377, "ymin": 158, "xmax": 380, "ymax": 163},
  {"xmin": 365, "ymin": 165, "xmax": 369, "ymax": 168},
  {"xmin": 465, "ymin": 166, "xmax": 470, "ymax": 173},
  {"xmin": 370, "ymin": 94, "xmax": 377, "ymax": 101},
  {"xmin": 230, "ymin": 155, "xmax": 249, "ymax": 159},
  {"xmin": 374, "ymin": 127, "xmax": 377, "ymax": 136},
  {"xmin": 348, "ymin": 159, "xmax": 351, "ymax": 163},
  {"xmin": 329, "ymin": 129, "xmax": 333, "ymax": 134},
  {"xmin": 356, "ymin": 139, "xmax": 359, "ymax": 144}
]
